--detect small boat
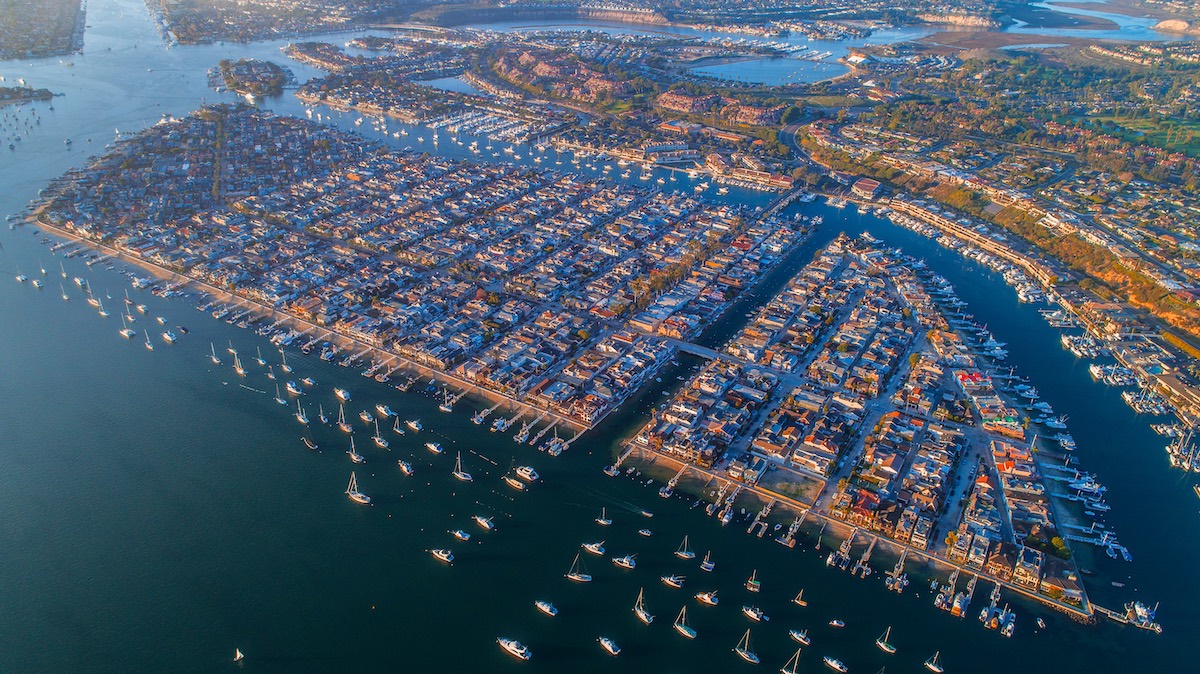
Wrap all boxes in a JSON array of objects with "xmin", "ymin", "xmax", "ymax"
[
  {"xmin": 425, "ymin": 442, "xmax": 443, "ymax": 454},
  {"xmin": 1036, "ymin": 617, "xmax": 1047, "ymax": 630},
  {"xmin": 638, "ymin": 528, "xmax": 652, "ymax": 537},
  {"xmin": 876, "ymin": 626, "xmax": 896, "ymax": 653},
  {"xmin": 347, "ymin": 437, "xmax": 364, "ymax": 464},
  {"xmin": 829, "ymin": 619, "xmax": 845, "ymax": 628},
  {"xmin": 473, "ymin": 515, "xmax": 494, "ymax": 530},
  {"xmin": 675, "ymin": 535, "xmax": 695, "ymax": 560},
  {"xmin": 301, "ymin": 377, "xmax": 315, "ymax": 387},
  {"xmin": 337, "ymin": 404, "xmax": 353, "ymax": 433},
  {"xmin": 742, "ymin": 605, "xmax": 769, "ymax": 622},
  {"xmin": 376, "ymin": 404, "xmax": 394, "ymax": 417},
  {"xmin": 302, "ymin": 437, "xmax": 318, "ymax": 450},
  {"xmin": 143, "ymin": 330, "xmax": 154, "ymax": 351},
  {"xmin": 565, "ymin": 553, "xmax": 592, "ymax": 582},
  {"xmin": 359, "ymin": 410, "xmax": 374, "ymax": 424},
  {"xmin": 497, "ymin": 637, "xmax": 531, "ymax": 661},
  {"xmin": 255, "ymin": 347, "xmax": 266, "ymax": 366},
  {"xmin": 583, "ymin": 541, "xmax": 606, "ymax": 556},
  {"xmin": 398, "ymin": 460, "xmax": 413, "ymax": 476},
  {"xmin": 274, "ymin": 384, "xmax": 287, "ymax": 406},
  {"xmin": 613, "ymin": 554, "xmax": 637, "ymax": 570},
  {"xmin": 695, "ymin": 591, "xmax": 718, "ymax": 606},
  {"xmin": 700, "ymin": 550, "xmax": 715, "ymax": 572},
  {"xmin": 432, "ymin": 549, "xmax": 454, "ymax": 564},
  {"xmin": 452, "ymin": 529, "xmax": 471, "ymax": 541},
  {"xmin": 674, "ymin": 606, "xmax": 697, "ymax": 638},
  {"xmin": 234, "ymin": 649, "xmax": 244, "ymax": 662},
  {"xmin": 733, "ymin": 628, "xmax": 760, "ymax": 664},
  {"xmin": 595, "ymin": 507, "xmax": 611, "ymax": 526},
  {"xmin": 598, "ymin": 637, "xmax": 620, "ymax": 656},
  {"xmin": 823, "ymin": 656, "xmax": 847, "ymax": 672},
  {"xmin": 746, "ymin": 569, "xmax": 761, "ymax": 593},
  {"xmin": 345, "ymin": 472, "xmax": 370, "ymax": 504},
  {"xmin": 295, "ymin": 401, "xmax": 309, "ymax": 425},
  {"xmin": 286, "ymin": 380, "xmax": 302, "ymax": 396},
  {"xmin": 633, "ymin": 587, "xmax": 653, "ymax": 623},
  {"xmin": 504, "ymin": 475, "xmax": 526, "ymax": 491},
  {"xmin": 453, "ymin": 452, "xmax": 473, "ymax": 482},
  {"xmin": 535, "ymin": 600, "xmax": 558, "ymax": 617},
  {"xmin": 792, "ymin": 589, "xmax": 807, "ymax": 607},
  {"xmin": 279, "ymin": 350, "xmax": 292, "ymax": 373},
  {"xmin": 161, "ymin": 330, "xmax": 177, "ymax": 344},
  {"xmin": 516, "ymin": 465, "xmax": 539, "ymax": 482},
  {"xmin": 393, "ymin": 417, "xmax": 405, "ymax": 435},
  {"xmin": 209, "ymin": 343, "xmax": 221, "ymax": 365},
  {"xmin": 789, "ymin": 629, "xmax": 810, "ymax": 646},
  {"xmin": 661, "ymin": 575, "xmax": 685, "ymax": 589},
  {"xmin": 781, "ymin": 647, "xmax": 803, "ymax": 674},
  {"xmin": 406, "ymin": 419, "xmax": 422, "ymax": 432},
  {"xmin": 924, "ymin": 651, "xmax": 944, "ymax": 673},
  {"xmin": 372, "ymin": 419, "xmax": 388, "ymax": 448},
  {"xmin": 335, "ymin": 387, "xmax": 351, "ymax": 401}
]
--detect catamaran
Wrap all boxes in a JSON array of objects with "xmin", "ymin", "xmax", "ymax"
[
  {"xmin": 675, "ymin": 535, "xmax": 695, "ymax": 560},
  {"xmin": 497, "ymin": 638, "xmax": 532, "ymax": 661},
  {"xmin": 674, "ymin": 606, "xmax": 697, "ymax": 638},
  {"xmin": 453, "ymin": 452, "xmax": 473, "ymax": 481},
  {"xmin": 924, "ymin": 651, "xmax": 944, "ymax": 673},
  {"xmin": 595, "ymin": 507, "xmax": 611, "ymax": 526},
  {"xmin": 876, "ymin": 626, "xmax": 896, "ymax": 653},
  {"xmin": 338, "ymin": 404, "xmax": 353, "ymax": 433},
  {"xmin": 633, "ymin": 587, "xmax": 654, "ymax": 624},
  {"xmin": 425, "ymin": 442, "xmax": 443, "ymax": 454},
  {"xmin": 295, "ymin": 401, "xmax": 309, "ymax": 425},
  {"xmin": 372, "ymin": 419, "xmax": 388, "ymax": 448},
  {"xmin": 565, "ymin": 553, "xmax": 592, "ymax": 582},
  {"xmin": 345, "ymin": 472, "xmax": 370, "ymax": 504},
  {"xmin": 347, "ymin": 437, "xmax": 364, "ymax": 464},
  {"xmin": 209, "ymin": 343, "xmax": 221, "ymax": 365},
  {"xmin": 733, "ymin": 628, "xmax": 760, "ymax": 664},
  {"xmin": 746, "ymin": 569, "xmax": 761, "ymax": 593},
  {"xmin": 700, "ymin": 550, "xmax": 715, "ymax": 572}
]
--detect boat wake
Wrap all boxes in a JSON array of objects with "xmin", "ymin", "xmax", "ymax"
[{"xmin": 239, "ymin": 384, "xmax": 267, "ymax": 394}]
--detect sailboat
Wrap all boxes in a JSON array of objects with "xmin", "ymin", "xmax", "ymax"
[
  {"xmin": 924, "ymin": 651, "xmax": 944, "ymax": 673},
  {"xmin": 255, "ymin": 346, "xmax": 266, "ymax": 366},
  {"xmin": 634, "ymin": 587, "xmax": 654, "ymax": 624},
  {"xmin": 876, "ymin": 626, "xmax": 896, "ymax": 653},
  {"xmin": 338, "ymin": 404, "xmax": 353, "ymax": 433},
  {"xmin": 60, "ymin": 261, "xmax": 67, "ymax": 278},
  {"xmin": 233, "ymin": 648, "xmax": 244, "ymax": 662},
  {"xmin": 565, "ymin": 553, "xmax": 592, "ymax": 582},
  {"xmin": 793, "ymin": 589, "xmax": 807, "ymax": 607},
  {"xmin": 60, "ymin": 283, "xmax": 68, "ymax": 301},
  {"xmin": 119, "ymin": 314, "xmax": 136, "ymax": 339},
  {"xmin": 372, "ymin": 419, "xmax": 389, "ymax": 448},
  {"xmin": 438, "ymin": 386, "xmax": 453, "ymax": 413},
  {"xmin": 296, "ymin": 401, "xmax": 309, "ymax": 425},
  {"xmin": 226, "ymin": 340, "xmax": 236, "ymax": 356},
  {"xmin": 319, "ymin": 404, "xmax": 329, "ymax": 425},
  {"xmin": 674, "ymin": 606, "xmax": 697, "ymax": 639},
  {"xmin": 746, "ymin": 569, "xmax": 761, "ymax": 593},
  {"xmin": 346, "ymin": 471, "xmax": 370, "ymax": 504},
  {"xmin": 675, "ymin": 535, "xmax": 695, "ymax": 560},
  {"xmin": 209, "ymin": 343, "xmax": 221, "ymax": 365},
  {"xmin": 279, "ymin": 349, "xmax": 292, "ymax": 373},
  {"xmin": 453, "ymin": 452, "xmax": 473, "ymax": 482},
  {"xmin": 733, "ymin": 628, "xmax": 760, "ymax": 664},
  {"xmin": 347, "ymin": 437, "xmax": 365, "ymax": 464},
  {"xmin": 393, "ymin": 416, "xmax": 405, "ymax": 435},
  {"xmin": 274, "ymin": 384, "xmax": 286, "ymax": 406},
  {"xmin": 233, "ymin": 353, "xmax": 245, "ymax": 376},
  {"xmin": 595, "ymin": 507, "xmax": 611, "ymax": 526},
  {"xmin": 143, "ymin": 329, "xmax": 154, "ymax": 351},
  {"xmin": 700, "ymin": 550, "xmax": 715, "ymax": 572},
  {"xmin": 97, "ymin": 299, "xmax": 109, "ymax": 317},
  {"xmin": 781, "ymin": 648, "xmax": 802, "ymax": 674}
]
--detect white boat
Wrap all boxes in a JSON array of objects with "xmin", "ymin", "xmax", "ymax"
[
  {"xmin": 255, "ymin": 346, "xmax": 266, "ymax": 366},
  {"xmin": 565, "ymin": 553, "xmax": 592, "ymax": 582},
  {"xmin": 583, "ymin": 541, "xmax": 605, "ymax": 555},
  {"xmin": 613, "ymin": 554, "xmax": 637, "ymax": 570},
  {"xmin": 392, "ymin": 417, "xmax": 405, "ymax": 435},
  {"xmin": 398, "ymin": 460, "xmax": 413, "ymax": 476},
  {"xmin": 143, "ymin": 330, "xmax": 154, "ymax": 351},
  {"xmin": 274, "ymin": 384, "xmax": 287, "ymax": 406},
  {"xmin": 675, "ymin": 535, "xmax": 695, "ymax": 560},
  {"xmin": 598, "ymin": 637, "xmax": 620, "ymax": 656},
  {"xmin": 432, "ymin": 549, "xmax": 454, "ymax": 564},
  {"xmin": 359, "ymin": 410, "xmax": 374, "ymax": 424},
  {"xmin": 372, "ymin": 419, "xmax": 388, "ymax": 449},
  {"xmin": 60, "ymin": 283, "xmax": 69, "ymax": 301},
  {"xmin": 515, "ymin": 465, "xmax": 539, "ymax": 482},
  {"xmin": 161, "ymin": 330, "xmax": 177, "ymax": 344},
  {"xmin": 319, "ymin": 405, "xmax": 329, "ymax": 424},
  {"xmin": 233, "ymin": 354, "xmax": 245, "ymax": 376},
  {"xmin": 924, "ymin": 651, "xmax": 943, "ymax": 673},
  {"xmin": 504, "ymin": 475, "xmax": 526, "ymax": 491},
  {"xmin": 792, "ymin": 589, "xmax": 807, "ymax": 607},
  {"xmin": 497, "ymin": 637, "xmax": 532, "ymax": 661},
  {"xmin": 279, "ymin": 350, "xmax": 292, "ymax": 373},
  {"xmin": 823, "ymin": 656, "xmax": 847, "ymax": 672},
  {"xmin": 209, "ymin": 343, "xmax": 221, "ymax": 365},
  {"xmin": 233, "ymin": 648, "xmax": 244, "ymax": 662},
  {"xmin": 633, "ymin": 587, "xmax": 653, "ymax": 623},
  {"xmin": 453, "ymin": 452, "xmax": 473, "ymax": 482},
  {"xmin": 638, "ymin": 528, "xmax": 652, "ymax": 537},
  {"xmin": 828, "ymin": 619, "xmax": 845, "ymax": 628},
  {"xmin": 296, "ymin": 401, "xmax": 309, "ymax": 425},
  {"xmin": 452, "ymin": 529, "xmax": 470, "ymax": 541},
  {"xmin": 119, "ymin": 314, "xmax": 136, "ymax": 339},
  {"xmin": 338, "ymin": 404, "xmax": 353, "ymax": 433},
  {"xmin": 474, "ymin": 515, "xmax": 494, "ymax": 530},
  {"xmin": 876, "ymin": 626, "xmax": 896, "ymax": 653},
  {"xmin": 695, "ymin": 590, "xmax": 718, "ymax": 606},
  {"xmin": 535, "ymin": 600, "xmax": 558, "ymax": 617},
  {"xmin": 375, "ymin": 404, "xmax": 394, "ymax": 417},
  {"xmin": 595, "ymin": 507, "xmax": 611, "ymax": 526},
  {"xmin": 789, "ymin": 629, "xmax": 810, "ymax": 646},
  {"xmin": 407, "ymin": 419, "xmax": 422, "ymax": 432},
  {"xmin": 733, "ymin": 628, "xmax": 759, "ymax": 664},
  {"xmin": 746, "ymin": 570, "xmax": 761, "ymax": 593},
  {"xmin": 345, "ymin": 472, "xmax": 370, "ymax": 504},
  {"xmin": 781, "ymin": 647, "xmax": 802, "ymax": 674},
  {"xmin": 335, "ymin": 387, "xmax": 351, "ymax": 401},
  {"xmin": 425, "ymin": 442, "xmax": 443, "ymax": 454},
  {"xmin": 700, "ymin": 550, "xmax": 715, "ymax": 572},
  {"xmin": 661, "ymin": 575, "xmax": 685, "ymax": 588},
  {"xmin": 347, "ymin": 437, "xmax": 364, "ymax": 464},
  {"xmin": 674, "ymin": 606, "xmax": 697, "ymax": 638},
  {"xmin": 742, "ymin": 605, "xmax": 768, "ymax": 622}
]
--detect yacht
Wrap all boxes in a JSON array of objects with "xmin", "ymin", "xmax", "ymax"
[
  {"xmin": 453, "ymin": 452, "xmax": 473, "ymax": 482},
  {"xmin": 876, "ymin": 626, "xmax": 895, "ymax": 653},
  {"xmin": 733, "ymin": 628, "xmax": 759, "ymax": 664},
  {"xmin": 338, "ymin": 404, "xmax": 353, "ymax": 433},
  {"xmin": 535, "ymin": 600, "xmax": 558, "ymax": 617},
  {"xmin": 924, "ymin": 652, "xmax": 944, "ymax": 673},
  {"xmin": 432, "ymin": 549, "xmax": 454, "ymax": 564},
  {"xmin": 347, "ymin": 437, "xmax": 364, "ymax": 464},
  {"xmin": 674, "ymin": 606, "xmax": 697, "ymax": 638},
  {"xmin": 425, "ymin": 442, "xmax": 443, "ymax": 454},
  {"xmin": 345, "ymin": 472, "xmax": 370, "ymax": 504},
  {"xmin": 613, "ymin": 554, "xmax": 637, "ymax": 570},
  {"xmin": 473, "ymin": 515, "xmax": 494, "ymax": 531},
  {"xmin": 595, "ymin": 507, "xmax": 612, "ymax": 526},
  {"xmin": 397, "ymin": 459, "xmax": 413, "ymax": 476},
  {"xmin": 451, "ymin": 529, "xmax": 470, "ymax": 541},
  {"xmin": 407, "ymin": 419, "xmax": 422, "ymax": 432},
  {"xmin": 583, "ymin": 541, "xmax": 606, "ymax": 555},
  {"xmin": 695, "ymin": 591, "xmax": 718, "ymax": 606},
  {"xmin": 375, "ymin": 404, "xmax": 394, "ymax": 417},
  {"xmin": 598, "ymin": 637, "xmax": 620, "ymax": 656},
  {"xmin": 823, "ymin": 656, "xmax": 848, "ymax": 672},
  {"xmin": 789, "ymin": 629, "xmax": 810, "ymax": 646},
  {"xmin": 661, "ymin": 575, "xmax": 685, "ymax": 589},
  {"xmin": 674, "ymin": 535, "xmax": 695, "ymax": 560},
  {"xmin": 515, "ymin": 465, "xmax": 539, "ymax": 482},
  {"xmin": 742, "ymin": 605, "xmax": 768, "ymax": 622},
  {"xmin": 700, "ymin": 550, "xmax": 715, "ymax": 572},
  {"xmin": 497, "ymin": 638, "xmax": 532, "ymax": 661},
  {"xmin": 335, "ymin": 387, "xmax": 351, "ymax": 402},
  {"xmin": 633, "ymin": 587, "xmax": 654, "ymax": 623},
  {"xmin": 565, "ymin": 553, "xmax": 592, "ymax": 582}
]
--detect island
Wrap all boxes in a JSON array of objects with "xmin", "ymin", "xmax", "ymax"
[
  {"xmin": 209, "ymin": 58, "xmax": 294, "ymax": 97},
  {"xmin": 0, "ymin": 85, "xmax": 55, "ymax": 106}
]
